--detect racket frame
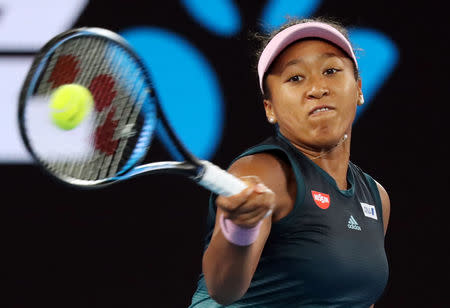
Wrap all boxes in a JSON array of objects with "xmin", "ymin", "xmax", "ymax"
[{"xmin": 18, "ymin": 27, "xmax": 204, "ymax": 188}]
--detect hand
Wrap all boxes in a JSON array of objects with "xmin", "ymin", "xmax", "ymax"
[{"xmin": 216, "ymin": 176, "xmax": 275, "ymax": 228}]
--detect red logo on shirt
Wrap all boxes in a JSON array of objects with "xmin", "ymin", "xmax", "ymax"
[{"xmin": 311, "ymin": 190, "xmax": 330, "ymax": 209}]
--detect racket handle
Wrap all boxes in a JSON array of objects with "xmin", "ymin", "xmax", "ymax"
[{"xmin": 197, "ymin": 161, "xmax": 247, "ymax": 196}]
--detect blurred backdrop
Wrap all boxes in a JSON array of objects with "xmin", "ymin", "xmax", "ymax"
[{"xmin": 1, "ymin": 0, "xmax": 448, "ymax": 307}]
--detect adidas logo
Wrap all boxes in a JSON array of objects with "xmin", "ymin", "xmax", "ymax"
[{"xmin": 347, "ymin": 215, "xmax": 361, "ymax": 231}]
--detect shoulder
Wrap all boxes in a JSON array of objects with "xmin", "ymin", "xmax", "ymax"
[
  {"xmin": 228, "ymin": 152, "xmax": 293, "ymax": 189},
  {"xmin": 229, "ymin": 152, "xmax": 287, "ymax": 176},
  {"xmin": 229, "ymin": 135, "xmax": 295, "ymax": 177},
  {"xmin": 228, "ymin": 153, "xmax": 296, "ymax": 222},
  {"xmin": 374, "ymin": 180, "xmax": 391, "ymax": 235}
]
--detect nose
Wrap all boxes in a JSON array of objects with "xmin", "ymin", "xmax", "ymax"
[{"xmin": 306, "ymin": 81, "xmax": 329, "ymax": 99}]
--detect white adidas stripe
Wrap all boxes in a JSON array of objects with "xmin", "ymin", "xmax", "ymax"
[
  {"xmin": 349, "ymin": 215, "xmax": 358, "ymax": 225},
  {"xmin": 347, "ymin": 215, "xmax": 361, "ymax": 231}
]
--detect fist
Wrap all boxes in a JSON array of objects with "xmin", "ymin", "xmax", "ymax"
[{"xmin": 216, "ymin": 176, "xmax": 275, "ymax": 228}]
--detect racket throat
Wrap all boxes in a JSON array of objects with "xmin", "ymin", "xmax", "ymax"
[{"xmin": 127, "ymin": 161, "xmax": 200, "ymax": 178}]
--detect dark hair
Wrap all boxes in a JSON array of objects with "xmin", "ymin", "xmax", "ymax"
[{"xmin": 251, "ymin": 17, "xmax": 360, "ymax": 99}]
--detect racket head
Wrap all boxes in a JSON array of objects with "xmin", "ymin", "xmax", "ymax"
[{"xmin": 18, "ymin": 28, "xmax": 159, "ymax": 187}]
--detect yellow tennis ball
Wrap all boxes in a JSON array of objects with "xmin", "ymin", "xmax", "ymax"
[{"xmin": 50, "ymin": 84, "xmax": 94, "ymax": 130}]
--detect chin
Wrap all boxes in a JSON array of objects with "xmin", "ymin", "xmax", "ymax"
[{"xmin": 310, "ymin": 133, "xmax": 345, "ymax": 149}]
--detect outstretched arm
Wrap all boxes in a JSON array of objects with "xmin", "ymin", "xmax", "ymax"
[{"xmin": 202, "ymin": 153, "xmax": 293, "ymax": 305}]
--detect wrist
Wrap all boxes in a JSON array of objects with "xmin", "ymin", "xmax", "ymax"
[{"xmin": 219, "ymin": 214, "xmax": 262, "ymax": 246}]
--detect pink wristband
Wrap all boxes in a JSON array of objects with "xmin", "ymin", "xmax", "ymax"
[{"xmin": 219, "ymin": 214, "xmax": 262, "ymax": 246}]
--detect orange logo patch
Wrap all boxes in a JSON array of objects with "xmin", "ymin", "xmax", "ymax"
[{"xmin": 311, "ymin": 190, "xmax": 330, "ymax": 209}]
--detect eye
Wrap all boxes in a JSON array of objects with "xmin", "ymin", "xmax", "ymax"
[
  {"xmin": 288, "ymin": 75, "xmax": 303, "ymax": 82},
  {"xmin": 324, "ymin": 68, "xmax": 341, "ymax": 75}
]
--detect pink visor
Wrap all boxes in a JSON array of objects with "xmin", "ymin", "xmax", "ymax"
[{"xmin": 257, "ymin": 22, "xmax": 358, "ymax": 94}]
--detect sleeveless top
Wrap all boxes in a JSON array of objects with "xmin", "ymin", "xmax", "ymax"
[{"xmin": 189, "ymin": 133, "xmax": 388, "ymax": 308}]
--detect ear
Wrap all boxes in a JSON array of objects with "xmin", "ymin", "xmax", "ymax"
[
  {"xmin": 263, "ymin": 99, "xmax": 277, "ymax": 124},
  {"xmin": 356, "ymin": 78, "xmax": 364, "ymax": 106}
]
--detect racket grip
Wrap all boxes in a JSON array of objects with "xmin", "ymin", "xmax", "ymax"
[{"xmin": 197, "ymin": 160, "xmax": 247, "ymax": 196}]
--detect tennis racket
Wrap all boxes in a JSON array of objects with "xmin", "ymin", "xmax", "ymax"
[{"xmin": 18, "ymin": 27, "xmax": 246, "ymax": 196}]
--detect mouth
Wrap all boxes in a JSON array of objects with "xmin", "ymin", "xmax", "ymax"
[{"xmin": 309, "ymin": 105, "xmax": 335, "ymax": 116}]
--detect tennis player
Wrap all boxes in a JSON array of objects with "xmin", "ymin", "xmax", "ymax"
[{"xmin": 189, "ymin": 17, "xmax": 390, "ymax": 308}]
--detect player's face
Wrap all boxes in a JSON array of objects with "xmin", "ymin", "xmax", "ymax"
[{"xmin": 264, "ymin": 39, "xmax": 361, "ymax": 150}]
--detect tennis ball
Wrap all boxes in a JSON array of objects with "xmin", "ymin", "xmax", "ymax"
[{"xmin": 50, "ymin": 84, "xmax": 94, "ymax": 130}]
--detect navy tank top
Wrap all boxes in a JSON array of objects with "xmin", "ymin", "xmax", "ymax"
[{"xmin": 189, "ymin": 133, "xmax": 388, "ymax": 308}]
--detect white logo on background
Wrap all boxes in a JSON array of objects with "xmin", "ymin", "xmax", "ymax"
[
  {"xmin": 360, "ymin": 202, "xmax": 378, "ymax": 220},
  {"xmin": 347, "ymin": 215, "xmax": 361, "ymax": 231}
]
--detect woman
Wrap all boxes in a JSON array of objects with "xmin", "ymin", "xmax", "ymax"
[{"xmin": 189, "ymin": 17, "xmax": 390, "ymax": 308}]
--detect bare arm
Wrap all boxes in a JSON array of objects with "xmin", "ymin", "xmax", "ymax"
[
  {"xmin": 202, "ymin": 153, "xmax": 293, "ymax": 305},
  {"xmin": 370, "ymin": 182, "xmax": 391, "ymax": 308},
  {"xmin": 203, "ymin": 205, "xmax": 272, "ymax": 305},
  {"xmin": 375, "ymin": 181, "xmax": 390, "ymax": 235}
]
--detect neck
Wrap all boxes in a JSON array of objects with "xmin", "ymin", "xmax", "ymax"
[
  {"xmin": 290, "ymin": 133, "xmax": 351, "ymax": 190},
  {"xmin": 310, "ymin": 134, "xmax": 348, "ymax": 161}
]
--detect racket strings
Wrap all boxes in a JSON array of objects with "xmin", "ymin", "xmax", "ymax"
[
  {"xmin": 52, "ymin": 37, "xmax": 103, "ymax": 179},
  {"xmin": 53, "ymin": 37, "xmax": 110, "ymax": 180},
  {"xmin": 84, "ymin": 39, "xmax": 148, "ymax": 180},
  {"xmin": 27, "ymin": 35, "xmax": 153, "ymax": 183},
  {"xmin": 95, "ymin": 43, "xmax": 149, "ymax": 178},
  {"xmin": 30, "ymin": 37, "xmax": 98, "ymax": 178}
]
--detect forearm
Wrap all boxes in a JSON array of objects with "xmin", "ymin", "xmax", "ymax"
[
  {"xmin": 202, "ymin": 219, "xmax": 270, "ymax": 305},
  {"xmin": 203, "ymin": 238, "xmax": 255, "ymax": 304}
]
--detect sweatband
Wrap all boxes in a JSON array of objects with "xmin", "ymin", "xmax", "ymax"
[{"xmin": 219, "ymin": 213, "xmax": 262, "ymax": 246}]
